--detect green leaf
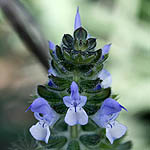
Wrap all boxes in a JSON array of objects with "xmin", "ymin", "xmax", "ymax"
[
  {"xmin": 61, "ymin": 61, "xmax": 75, "ymax": 72},
  {"xmin": 42, "ymin": 136, "xmax": 67, "ymax": 149},
  {"xmin": 84, "ymin": 104, "xmax": 100, "ymax": 115},
  {"xmin": 78, "ymin": 64, "xmax": 94, "ymax": 73},
  {"xmin": 51, "ymin": 60, "xmax": 66, "ymax": 76},
  {"xmin": 87, "ymin": 38, "xmax": 97, "ymax": 50},
  {"xmin": 37, "ymin": 85, "xmax": 62, "ymax": 103},
  {"xmin": 74, "ymin": 27, "xmax": 87, "ymax": 41},
  {"xmin": 117, "ymin": 141, "xmax": 132, "ymax": 150},
  {"xmin": 67, "ymin": 140, "xmax": 80, "ymax": 150},
  {"xmin": 87, "ymin": 88, "xmax": 111, "ymax": 104},
  {"xmin": 81, "ymin": 119, "xmax": 98, "ymax": 131},
  {"xmin": 63, "ymin": 50, "xmax": 71, "ymax": 61},
  {"xmin": 49, "ymin": 75, "xmax": 71, "ymax": 89},
  {"xmin": 56, "ymin": 45, "xmax": 64, "ymax": 61},
  {"xmin": 84, "ymin": 63, "xmax": 103, "ymax": 79},
  {"xmin": 51, "ymin": 103, "xmax": 67, "ymax": 114},
  {"xmin": 100, "ymin": 53, "xmax": 109, "ymax": 64},
  {"xmin": 53, "ymin": 118, "xmax": 68, "ymax": 132},
  {"xmin": 91, "ymin": 49, "xmax": 102, "ymax": 64},
  {"xmin": 80, "ymin": 78, "xmax": 100, "ymax": 89},
  {"xmin": 80, "ymin": 134, "xmax": 101, "ymax": 148},
  {"xmin": 62, "ymin": 34, "xmax": 74, "ymax": 49}
]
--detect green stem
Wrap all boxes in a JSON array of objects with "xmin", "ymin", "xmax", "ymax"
[{"xmin": 70, "ymin": 125, "xmax": 78, "ymax": 139}]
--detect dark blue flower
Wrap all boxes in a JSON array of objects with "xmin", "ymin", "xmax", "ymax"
[
  {"xmin": 92, "ymin": 98, "xmax": 127, "ymax": 144},
  {"xmin": 63, "ymin": 81, "xmax": 88, "ymax": 126}
]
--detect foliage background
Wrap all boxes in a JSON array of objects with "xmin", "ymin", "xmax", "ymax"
[{"xmin": 0, "ymin": 0, "xmax": 150, "ymax": 150}]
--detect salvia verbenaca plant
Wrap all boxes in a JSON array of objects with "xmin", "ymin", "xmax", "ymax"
[{"xmin": 25, "ymin": 7, "xmax": 132, "ymax": 150}]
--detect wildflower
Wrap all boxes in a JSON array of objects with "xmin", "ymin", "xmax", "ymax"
[
  {"xmin": 102, "ymin": 43, "xmax": 112, "ymax": 56},
  {"xmin": 74, "ymin": 7, "xmax": 81, "ymax": 30},
  {"xmin": 48, "ymin": 40, "xmax": 55, "ymax": 51},
  {"xmin": 26, "ymin": 98, "xmax": 58, "ymax": 143},
  {"xmin": 98, "ymin": 69, "xmax": 112, "ymax": 89},
  {"xmin": 63, "ymin": 81, "xmax": 88, "ymax": 126},
  {"xmin": 92, "ymin": 98, "xmax": 127, "ymax": 144}
]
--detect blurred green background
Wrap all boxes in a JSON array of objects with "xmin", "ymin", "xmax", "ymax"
[{"xmin": 0, "ymin": 0, "xmax": 150, "ymax": 150}]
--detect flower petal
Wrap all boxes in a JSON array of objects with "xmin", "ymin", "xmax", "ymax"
[
  {"xmin": 74, "ymin": 7, "xmax": 81, "ymax": 30},
  {"xmin": 101, "ymin": 98, "xmax": 122, "ymax": 115},
  {"xmin": 30, "ymin": 122, "xmax": 50, "ymax": 143},
  {"xmin": 92, "ymin": 110, "xmax": 120, "ymax": 128},
  {"xmin": 48, "ymin": 40, "xmax": 55, "ymax": 50},
  {"xmin": 76, "ymin": 107, "xmax": 88, "ymax": 125},
  {"xmin": 63, "ymin": 96, "xmax": 72, "ymax": 107},
  {"xmin": 28, "ymin": 98, "xmax": 51, "ymax": 114},
  {"xmin": 48, "ymin": 67, "xmax": 56, "ymax": 76},
  {"xmin": 65, "ymin": 107, "xmax": 77, "ymax": 126},
  {"xmin": 98, "ymin": 69, "xmax": 112, "ymax": 88},
  {"xmin": 65, "ymin": 107, "xmax": 88, "ymax": 126},
  {"xmin": 71, "ymin": 81, "xmax": 80, "ymax": 100},
  {"xmin": 106, "ymin": 121, "xmax": 127, "ymax": 144},
  {"xmin": 78, "ymin": 96, "xmax": 87, "ymax": 107},
  {"xmin": 102, "ymin": 43, "xmax": 111, "ymax": 56}
]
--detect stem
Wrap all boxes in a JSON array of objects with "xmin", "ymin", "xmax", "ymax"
[{"xmin": 70, "ymin": 125, "xmax": 78, "ymax": 139}]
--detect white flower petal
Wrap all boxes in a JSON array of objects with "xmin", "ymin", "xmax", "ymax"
[
  {"xmin": 65, "ymin": 107, "xmax": 88, "ymax": 126},
  {"xmin": 76, "ymin": 107, "xmax": 88, "ymax": 125},
  {"xmin": 106, "ymin": 121, "xmax": 127, "ymax": 144},
  {"xmin": 65, "ymin": 107, "xmax": 77, "ymax": 126},
  {"xmin": 98, "ymin": 69, "xmax": 112, "ymax": 88},
  {"xmin": 30, "ymin": 122, "xmax": 50, "ymax": 143}
]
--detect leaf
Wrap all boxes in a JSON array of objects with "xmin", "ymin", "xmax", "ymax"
[
  {"xmin": 53, "ymin": 118, "xmax": 68, "ymax": 132},
  {"xmin": 87, "ymin": 88, "xmax": 111, "ymax": 104},
  {"xmin": 84, "ymin": 63, "xmax": 103, "ymax": 79},
  {"xmin": 74, "ymin": 27, "xmax": 87, "ymax": 41},
  {"xmin": 41, "ymin": 136, "xmax": 67, "ymax": 149},
  {"xmin": 91, "ymin": 49, "xmax": 102, "ymax": 64},
  {"xmin": 49, "ymin": 75, "xmax": 71, "ymax": 89},
  {"xmin": 37, "ymin": 85, "xmax": 62, "ymax": 103},
  {"xmin": 67, "ymin": 140, "xmax": 80, "ymax": 150},
  {"xmin": 80, "ymin": 134, "xmax": 101, "ymax": 148},
  {"xmin": 62, "ymin": 34, "xmax": 74, "ymax": 49},
  {"xmin": 61, "ymin": 61, "xmax": 75, "ymax": 72},
  {"xmin": 87, "ymin": 38, "xmax": 97, "ymax": 50},
  {"xmin": 80, "ymin": 78, "xmax": 100, "ymax": 89},
  {"xmin": 51, "ymin": 103, "xmax": 67, "ymax": 114},
  {"xmin": 78, "ymin": 64, "xmax": 94, "ymax": 73},
  {"xmin": 83, "ymin": 104, "xmax": 100, "ymax": 115},
  {"xmin": 117, "ymin": 141, "xmax": 132, "ymax": 150},
  {"xmin": 56, "ymin": 45, "xmax": 64, "ymax": 61},
  {"xmin": 51, "ymin": 60, "xmax": 70, "ymax": 76},
  {"xmin": 81, "ymin": 119, "xmax": 98, "ymax": 131}
]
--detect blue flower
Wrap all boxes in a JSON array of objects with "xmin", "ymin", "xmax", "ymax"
[
  {"xmin": 98, "ymin": 69, "xmax": 112, "ymax": 89},
  {"xmin": 102, "ymin": 43, "xmax": 112, "ymax": 56},
  {"xmin": 92, "ymin": 98, "xmax": 127, "ymax": 144},
  {"xmin": 26, "ymin": 98, "xmax": 59, "ymax": 143},
  {"xmin": 74, "ymin": 7, "xmax": 81, "ymax": 30},
  {"xmin": 63, "ymin": 81, "xmax": 88, "ymax": 126},
  {"xmin": 48, "ymin": 40, "xmax": 55, "ymax": 51}
]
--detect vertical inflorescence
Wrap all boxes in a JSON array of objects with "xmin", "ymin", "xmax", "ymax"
[{"xmin": 26, "ymin": 8, "xmax": 132, "ymax": 150}]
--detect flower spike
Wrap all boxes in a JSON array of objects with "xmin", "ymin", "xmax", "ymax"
[{"xmin": 74, "ymin": 7, "xmax": 81, "ymax": 30}]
